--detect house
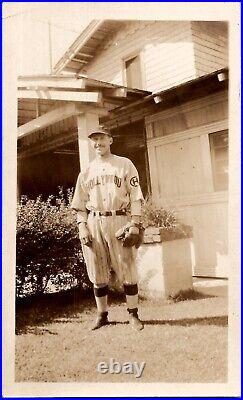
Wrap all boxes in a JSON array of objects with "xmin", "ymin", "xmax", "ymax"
[{"xmin": 17, "ymin": 20, "xmax": 229, "ymax": 278}]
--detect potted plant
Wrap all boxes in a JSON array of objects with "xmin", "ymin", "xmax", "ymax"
[{"xmin": 136, "ymin": 198, "xmax": 194, "ymax": 299}]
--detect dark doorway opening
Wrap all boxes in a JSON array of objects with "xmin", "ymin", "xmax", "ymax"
[
  {"xmin": 18, "ymin": 143, "xmax": 80, "ymax": 200},
  {"xmin": 110, "ymin": 119, "xmax": 150, "ymax": 198}
]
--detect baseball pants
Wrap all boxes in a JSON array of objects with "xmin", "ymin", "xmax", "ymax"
[{"xmin": 81, "ymin": 212, "xmax": 138, "ymax": 285}]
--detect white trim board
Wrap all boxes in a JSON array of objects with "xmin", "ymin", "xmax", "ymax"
[
  {"xmin": 145, "ymin": 90, "xmax": 227, "ymax": 124},
  {"xmin": 18, "ymin": 90, "xmax": 102, "ymax": 103},
  {"xmin": 147, "ymin": 119, "xmax": 228, "ymax": 147},
  {"xmin": 18, "ymin": 77, "xmax": 86, "ymax": 90},
  {"xmin": 155, "ymin": 191, "xmax": 228, "ymax": 208}
]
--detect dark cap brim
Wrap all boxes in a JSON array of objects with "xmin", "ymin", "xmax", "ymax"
[{"xmin": 88, "ymin": 130, "xmax": 111, "ymax": 138}]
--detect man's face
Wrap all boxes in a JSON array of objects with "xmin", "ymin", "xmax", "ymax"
[{"xmin": 89, "ymin": 133, "xmax": 113, "ymax": 157}]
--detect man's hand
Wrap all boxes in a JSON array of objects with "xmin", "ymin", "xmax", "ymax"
[
  {"xmin": 123, "ymin": 225, "xmax": 140, "ymax": 248},
  {"xmin": 78, "ymin": 223, "xmax": 92, "ymax": 247},
  {"xmin": 115, "ymin": 222, "xmax": 144, "ymax": 248}
]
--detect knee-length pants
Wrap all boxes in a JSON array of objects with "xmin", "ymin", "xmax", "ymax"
[{"xmin": 81, "ymin": 213, "xmax": 138, "ymax": 285}]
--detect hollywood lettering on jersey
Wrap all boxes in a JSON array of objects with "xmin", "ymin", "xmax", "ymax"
[{"xmin": 86, "ymin": 174, "xmax": 122, "ymax": 190}]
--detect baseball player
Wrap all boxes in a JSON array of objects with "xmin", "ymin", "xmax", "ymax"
[{"xmin": 71, "ymin": 126, "xmax": 144, "ymax": 331}]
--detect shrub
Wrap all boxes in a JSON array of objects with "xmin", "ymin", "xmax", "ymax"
[
  {"xmin": 16, "ymin": 188, "xmax": 91, "ymax": 298},
  {"xmin": 142, "ymin": 197, "xmax": 178, "ymax": 229},
  {"xmin": 142, "ymin": 197, "xmax": 193, "ymax": 240}
]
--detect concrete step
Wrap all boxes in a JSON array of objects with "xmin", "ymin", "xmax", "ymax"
[{"xmin": 193, "ymin": 277, "xmax": 228, "ymax": 297}]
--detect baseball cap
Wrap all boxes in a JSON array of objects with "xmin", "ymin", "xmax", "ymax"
[{"xmin": 88, "ymin": 126, "xmax": 111, "ymax": 138}]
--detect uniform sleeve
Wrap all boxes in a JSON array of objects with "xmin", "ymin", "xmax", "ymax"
[
  {"xmin": 130, "ymin": 200, "xmax": 142, "ymax": 216},
  {"xmin": 70, "ymin": 173, "xmax": 89, "ymax": 212},
  {"xmin": 125, "ymin": 159, "xmax": 144, "ymax": 204}
]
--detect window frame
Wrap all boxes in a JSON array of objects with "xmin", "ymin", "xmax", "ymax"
[
  {"xmin": 209, "ymin": 129, "xmax": 229, "ymax": 192},
  {"xmin": 122, "ymin": 50, "xmax": 146, "ymax": 90}
]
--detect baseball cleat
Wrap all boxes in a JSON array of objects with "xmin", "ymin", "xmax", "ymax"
[{"xmin": 91, "ymin": 311, "xmax": 109, "ymax": 330}]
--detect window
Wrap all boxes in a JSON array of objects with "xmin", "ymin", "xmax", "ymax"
[
  {"xmin": 124, "ymin": 55, "xmax": 142, "ymax": 89},
  {"xmin": 209, "ymin": 130, "xmax": 228, "ymax": 191}
]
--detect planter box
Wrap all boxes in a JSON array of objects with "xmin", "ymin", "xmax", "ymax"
[{"xmin": 136, "ymin": 226, "xmax": 194, "ymax": 298}]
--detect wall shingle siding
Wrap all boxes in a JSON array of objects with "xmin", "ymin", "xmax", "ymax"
[
  {"xmin": 85, "ymin": 20, "xmax": 228, "ymax": 92},
  {"xmin": 85, "ymin": 21, "xmax": 195, "ymax": 92}
]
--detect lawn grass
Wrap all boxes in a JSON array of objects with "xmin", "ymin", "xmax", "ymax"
[{"xmin": 15, "ymin": 289, "xmax": 228, "ymax": 383}]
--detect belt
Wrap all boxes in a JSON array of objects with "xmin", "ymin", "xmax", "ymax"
[{"xmin": 88, "ymin": 209, "xmax": 127, "ymax": 217}]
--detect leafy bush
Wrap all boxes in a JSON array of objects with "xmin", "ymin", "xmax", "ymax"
[
  {"xmin": 142, "ymin": 197, "xmax": 193, "ymax": 240},
  {"xmin": 16, "ymin": 188, "xmax": 91, "ymax": 298},
  {"xmin": 142, "ymin": 198, "xmax": 178, "ymax": 228}
]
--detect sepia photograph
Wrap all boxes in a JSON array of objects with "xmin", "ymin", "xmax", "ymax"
[{"xmin": 2, "ymin": 2, "xmax": 241, "ymax": 397}]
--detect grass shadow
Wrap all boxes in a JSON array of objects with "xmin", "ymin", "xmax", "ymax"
[
  {"xmin": 108, "ymin": 320, "xmax": 129, "ymax": 326},
  {"xmin": 16, "ymin": 287, "xmax": 95, "ymax": 335},
  {"xmin": 144, "ymin": 315, "xmax": 228, "ymax": 327},
  {"xmin": 21, "ymin": 327, "xmax": 59, "ymax": 335},
  {"xmin": 138, "ymin": 289, "xmax": 216, "ymax": 304},
  {"xmin": 16, "ymin": 287, "xmax": 128, "ymax": 335},
  {"xmin": 167, "ymin": 289, "xmax": 216, "ymax": 302}
]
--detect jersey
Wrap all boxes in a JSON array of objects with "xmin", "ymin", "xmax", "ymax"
[{"xmin": 71, "ymin": 154, "xmax": 144, "ymax": 213}]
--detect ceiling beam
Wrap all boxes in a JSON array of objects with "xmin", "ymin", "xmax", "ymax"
[
  {"xmin": 36, "ymin": 99, "xmax": 40, "ymax": 117},
  {"xmin": 104, "ymin": 88, "xmax": 127, "ymax": 98},
  {"xmin": 77, "ymin": 52, "xmax": 94, "ymax": 59},
  {"xmin": 18, "ymin": 103, "xmax": 79, "ymax": 139},
  {"xmin": 53, "ymin": 150, "xmax": 79, "ymax": 155},
  {"xmin": 18, "ymin": 89, "xmax": 102, "ymax": 103},
  {"xmin": 18, "ymin": 102, "xmax": 109, "ymax": 139},
  {"xmin": 72, "ymin": 58, "xmax": 89, "ymax": 64},
  {"xmin": 18, "ymin": 131, "xmax": 78, "ymax": 160}
]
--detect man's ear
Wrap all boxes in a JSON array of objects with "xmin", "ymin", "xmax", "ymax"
[{"xmin": 110, "ymin": 137, "xmax": 113, "ymax": 145}]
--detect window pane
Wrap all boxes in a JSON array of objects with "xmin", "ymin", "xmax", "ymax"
[
  {"xmin": 209, "ymin": 130, "xmax": 228, "ymax": 191},
  {"xmin": 211, "ymin": 131, "xmax": 228, "ymax": 147}
]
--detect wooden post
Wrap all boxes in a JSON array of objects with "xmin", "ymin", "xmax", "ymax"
[
  {"xmin": 17, "ymin": 162, "xmax": 21, "ymax": 200},
  {"xmin": 76, "ymin": 113, "xmax": 100, "ymax": 172}
]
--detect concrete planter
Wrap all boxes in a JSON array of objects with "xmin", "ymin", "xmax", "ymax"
[{"xmin": 136, "ymin": 226, "xmax": 194, "ymax": 299}]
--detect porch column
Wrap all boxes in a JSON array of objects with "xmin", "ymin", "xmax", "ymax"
[
  {"xmin": 17, "ymin": 160, "xmax": 21, "ymax": 200},
  {"xmin": 76, "ymin": 113, "xmax": 100, "ymax": 172}
]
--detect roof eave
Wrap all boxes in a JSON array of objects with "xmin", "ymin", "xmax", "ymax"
[
  {"xmin": 53, "ymin": 20, "xmax": 105, "ymax": 75},
  {"xmin": 109, "ymin": 67, "xmax": 229, "ymax": 114}
]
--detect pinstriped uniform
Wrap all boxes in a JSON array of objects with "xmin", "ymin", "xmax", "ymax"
[
  {"xmin": 71, "ymin": 154, "xmax": 144, "ymax": 286},
  {"xmin": 83, "ymin": 213, "xmax": 138, "ymax": 284}
]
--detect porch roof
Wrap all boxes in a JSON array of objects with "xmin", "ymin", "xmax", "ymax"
[
  {"xmin": 18, "ymin": 74, "xmax": 151, "ymax": 132},
  {"xmin": 101, "ymin": 67, "xmax": 229, "ymax": 128}
]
